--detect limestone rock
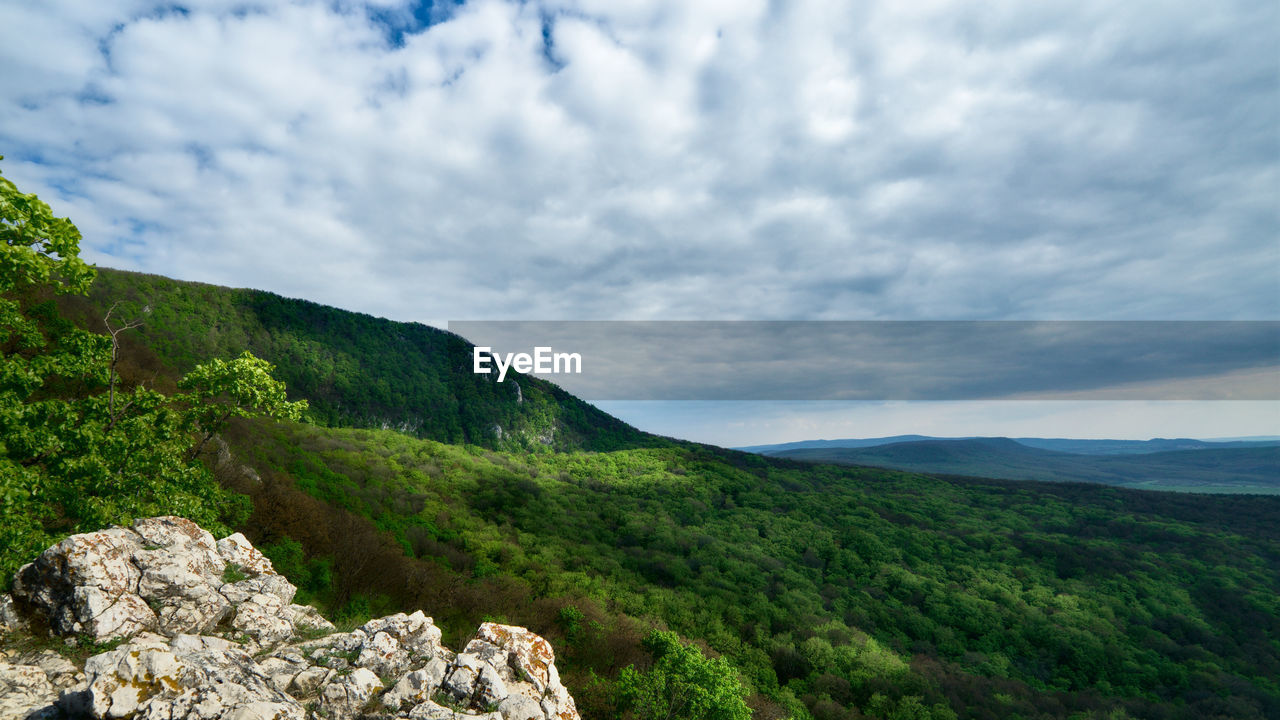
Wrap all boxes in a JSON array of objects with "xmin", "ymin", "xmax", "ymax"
[
  {"xmin": 381, "ymin": 658, "xmax": 447, "ymax": 711},
  {"xmin": 2, "ymin": 518, "xmax": 582, "ymax": 720},
  {"xmin": 257, "ymin": 650, "xmax": 311, "ymax": 693},
  {"xmin": 287, "ymin": 665, "xmax": 334, "ymax": 698},
  {"xmin": 12, "ymin": 527, "xmax": 149, "ymax": 641},
  {"xmin": 215, "ymin": 534, "xmax": 274, "ymax": 577},
  {"xmin": 470, "ymin": 623, "xmax": 555, "ymax": 694},
  {"xmin": 131, "ymin": 518, "xmax": 231, "ymax": 636},
  {"xmin": 499, "ymin": 695, "xmax": 546, "ymax": 720},
  {"xmin": 361, "ymin": 611, "xmax": 443, "ymax": 659},
  {"xmin": 318, "ymin": 667, "xmax": 382, "ymax": 718},
  {"xmin": 69, "ymin": 586, "xmax": 159, "ymax": 643},
  {"xmin": 0, "ymin": 646, "xmax": 89, "ymax": 720},
  {"xmin": 131, "ymin": 517, "xmax": 225, "ymax": 581},
  {"xmin": 0, "ymin": 662, "xmax": 58, "ymax": 720},
  {"xmin": 21, "ymin": 650, "xmax": 80, "ymax": 688},
  {"xmin": 357, "ymin": 630, "xmax": 410, "ymax": 678},
  {"xmin": 461, "ymin": 623, "xmax": 579, "ymax": 720},
  {"xmin": 278, "ymin": 604, "xmax": 335, "ymax": 635},
  {"xmin": 230, "ymin": 600, "xmax": 294, "ymax": 647},
  {"xmin": 406, "ymin": 700, "xmax": 502, "ymax": 719},
  {"xmin": 5, "ymin": 518, "xmax": 321, "ymax": 647},
  {"xmin": 79, "ymin": 635, "xmax": 305, "ymax": 720},
  {"xmin": 219, "ymin": 574, "xmax": 296, "ymax": 608}
]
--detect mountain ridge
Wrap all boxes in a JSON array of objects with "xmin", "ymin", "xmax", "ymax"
[
  {"xmin": 50, "ymin": 267, "xmax": 656, "ymax": 453},
  {"xmin": 765, "ymin": 438, "xmax": 1280, "ymax": 493},
  {"xmin": 739, "ymin": 435, "xmax": 1280, "ymax": 455}
]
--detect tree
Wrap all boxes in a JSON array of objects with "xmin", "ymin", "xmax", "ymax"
[
  {"xmin": 178, "ymin": 350, "xmax": 306, "ymax": 460},
  {"xmin": 615, "ymin": 630, "xmax": 752, "ymax": 720},
  {"xmin": 1, "ymin": 155, "xmax": 103, "ymax": 570},
  {"xmin": 0, "ymin": 156, "xmax": 304, "ymax": 583},
  {"xmin": 0, "ymin": 158, "xmax": 95, "ymax": 294}
]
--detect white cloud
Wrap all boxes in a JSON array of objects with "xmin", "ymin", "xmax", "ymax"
[{"xmin": 0, "ymin": 0, "xmax": 1274, "ymax": 328}]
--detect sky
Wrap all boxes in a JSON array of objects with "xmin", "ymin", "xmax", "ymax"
[{"xmin": 2, "ymin": 0, "xmax": 1277, "ymax": 444}]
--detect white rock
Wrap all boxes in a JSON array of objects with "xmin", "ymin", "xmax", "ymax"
[
  {"xmin": 4, "ymin": 520, "xmax": 584, "ymax": 720},
  {"xmin": 257, "ymin": 653, "xmax": 309, "ymax": 693},
  {"xmin": 474, "ymin": 663, "xmax": 508, "ymax": 709},
  {"xmin": 499, "ymin": 694, "xmax": 545, "ymax": 720},
  {"xmin": 24, "ymin": 650, "xmax": 78, "ymax": 687},
  {"xmin": 381, "ymin": 657, "xmax": 447, "ymax": 711},
  {"xmin": 319, "ymin": 667, "xmax": 383, "ymax": 717},
  {"xmin": 12, "ymin": 528, "xmax": 147, "ymax": 641},
  {"xmin": 231, "ymin": 601, "xmax": 294, "ymax": 647},
  {"xmin": 361, "ymin": 611, "xmax": 442, "ymax": 658},
  {"xmin": 278, "ymin": 604, "xmax": 335, "ymax": 635},
  {"xmin": 440, "ymin": 652, "xmax": 484, "ymax": 703},
  {"xmin": 215, "ymin": 534, "xmax": 274, "ymax": 576},
  {"xmin": 131, "ymin": 517, "xmax": 224, "ymax": 581},
  {"xmin": 471, "ymin": 623, "xmax": 555, "ymax": 694},
  {"xmin": 287, "ymin": 665, "xmax": 334, "ymax": 698},
  {"xmin": 0, "ymin": 662, "xmax": 58, "ymax": 720},
  {"xmin": 406, "ymin": 700, "xmax": 502, "ymax": 719},
  {"xmin": 81, "ymin": 637, "xmax": 304, "ymax": 720},
  {"xmin": 219, "ymin": 574, "xmax": 296, "ymax": 607},
  {"xmin": 225, "ymin": 700, "xmax": 301, "ymax": 720},
  {"xmin": 168, "ymin": 633, "xmax": 236, "ymax": 654},
  {"xmin": 357, "ymin": 630, "xmax": 411, "ymax": 678},
  {"xmin": 67, "ymin": 586, "xmax": 157, "ymax": 641},
  {"xmin": 138, "ymin": 562, "xmax": 231, "ymax": 637}
]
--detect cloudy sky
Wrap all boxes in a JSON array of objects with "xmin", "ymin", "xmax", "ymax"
[{"xmin": 2, "ymin": 0, "xmax": 1277, "ymax": 443}]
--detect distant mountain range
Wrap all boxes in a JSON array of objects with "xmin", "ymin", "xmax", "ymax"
[
  {"xmin": 739, "ymin": 435, "xmax": 1280, "ymax": 455},
  {"xmin": 740, "ymin": 436, "xmax": 1280, "ymax": 493}
]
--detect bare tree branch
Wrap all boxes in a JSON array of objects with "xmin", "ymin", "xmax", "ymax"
[{"xmin": 103, "ymin": 301, "xmax": 146, "ymax": 420}]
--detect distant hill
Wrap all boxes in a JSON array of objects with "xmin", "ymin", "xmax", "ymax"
[
  {"xmin": 50, "ymin": 268, "xmax": 654, "ymax": 451},
  {"xmin": 736, "ymin": 435, "xmax": 943, "ymax": 453},
  {"xmin": 1013, "ymin": 437, "xmax": 1280, "ymax": 455},
  {"xmin": 769, "ymin": 438, "xmax": 1280, "ymax": 493},
  {"xmin": 740, "ymin": 435, "xmax": 1280, "ymax": 456}
]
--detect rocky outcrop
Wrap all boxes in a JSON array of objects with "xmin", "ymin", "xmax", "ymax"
[{"xmin": 0, "ymin": 518, "xmax": 580, "ymax": 720}]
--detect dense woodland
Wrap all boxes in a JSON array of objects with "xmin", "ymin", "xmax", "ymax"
[
  {"xmin": 55, "ymin": 268, "xmax": 648, "ymax": 452},
  {"xmin": 3, "ymin": 172, "xmax": 1278, "ymax": 719},
  {"xmin": 215, "ymin": 419, "xmax": 1280, "ymax": 719}
]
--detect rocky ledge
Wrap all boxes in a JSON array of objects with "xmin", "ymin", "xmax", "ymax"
[{"xmin": 0, "ymin": 517, "xmax": 579, "ymax": 720}]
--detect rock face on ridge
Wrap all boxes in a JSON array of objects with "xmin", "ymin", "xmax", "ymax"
[{"xmin": 0, "ymin": 517, "xmax": 580, "ymax": 720}]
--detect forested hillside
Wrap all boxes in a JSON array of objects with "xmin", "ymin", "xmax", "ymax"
[
  {"xmin": 215, "ymin": 419, "xmax": 1280, "ymax": 719},
  {"xmin": 51, "ymin": 268, "xmax": 650, "ymax": 451}
]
